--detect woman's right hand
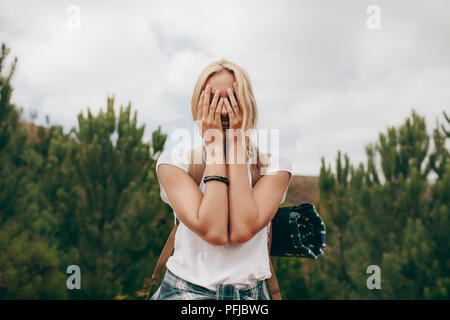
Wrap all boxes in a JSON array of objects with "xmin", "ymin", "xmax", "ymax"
[{"xmin": 196, "ymin": 85, "xmax": 224, "ymax": 146}]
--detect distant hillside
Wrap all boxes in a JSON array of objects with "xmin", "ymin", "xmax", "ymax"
[
  {"xmin": 286, "ymin": 175, "xmax": 319, "ymax": 205},
  {"xmin": 18, "ymin": 119, "xmax": 50, "ymax": 142}
]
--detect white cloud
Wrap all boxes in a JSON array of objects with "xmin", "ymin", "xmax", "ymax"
[{"xmin": 1, "ymin": 0, "xmax": 449, "ymax": 176}]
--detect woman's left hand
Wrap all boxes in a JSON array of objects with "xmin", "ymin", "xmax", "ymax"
[{"xmin": 224, "ymin": 83, "xmax": 243, "ymax": 131}]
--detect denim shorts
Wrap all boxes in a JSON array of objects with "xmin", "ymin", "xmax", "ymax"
[{"xmin": 150, "ymin": 268, "xmax": 270, "ymax": 300}]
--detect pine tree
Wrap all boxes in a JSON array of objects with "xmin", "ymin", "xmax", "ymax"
[
  {"xmin": 314, "ymin": 109, "xmax": 449, "ymax": 299},
  {"xmin": 41, "ymin": 97, "xmax": 170, "ymax": 299},
  {"xmin": 0, "ymin": 42, "xmax": 171, "ymax": 299},
  {"xmin": 0, "ymin": 43, "xmax": 67, "ymax": 299}
]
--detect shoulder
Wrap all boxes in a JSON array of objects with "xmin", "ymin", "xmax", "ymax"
[
  {"xmin": 260, "ymin": 153, "xmax": 292, "ymax": 176},
  {"xmin": 156, "ymin": 146, "xmax": 190, "ymax": 174},
  {"xmin": 257, "ymin": 153, "xmax": 293, "ymax": 204},
  {"xmin": 155, "ymin": 146, "xmax": 193, "ymax": 205}
]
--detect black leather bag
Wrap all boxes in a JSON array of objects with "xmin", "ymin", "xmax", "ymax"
[{"xmin": 270, "ymin": 203, "xmax": 326, "ymax": 258}]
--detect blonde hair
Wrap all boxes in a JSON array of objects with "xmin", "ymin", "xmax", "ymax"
[{"xmin": 188, "ymin": 59, "xmax": 270, "ymax": 186}]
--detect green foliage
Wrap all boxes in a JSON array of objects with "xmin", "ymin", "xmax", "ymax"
[
  {"xmin": 315, "ymin": 109, "xmax": 449, "ymax": 299},
  {"xmin": 1, "ymin": 41, "xmax": 448, "ymax": 299},
  {"xmin": 0, "ymin": 43, "xmax": 171, "ymax": 299},
  {"xmin": 0, "ymin": 43, "xmax": 68, "ymax": 299}
]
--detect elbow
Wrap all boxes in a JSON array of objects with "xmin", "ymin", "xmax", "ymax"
[
  {"xmin": 195, "ymin": 209, "xmax": 228, "ymax": 246},
  {"xmin": 229, "ymin": 229, "xmax": 254, "ymax": 244},
  {"xmin": 203, "ymin": 231, "xmax": 228, "ymax": 246},
  {"xmin": 229, "ymin": 209, "xmax": 258, "ymax": 244}
]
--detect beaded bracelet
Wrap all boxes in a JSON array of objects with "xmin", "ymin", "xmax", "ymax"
[{"xmin": 203, "ymin": 175, "xmax": 229, "ymax": 187}]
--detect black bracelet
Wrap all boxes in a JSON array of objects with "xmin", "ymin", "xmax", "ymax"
[
  {"xmin": 204, "ymin": 175, "xmax": 229, "ymax": 186},
  {"xmin": 204, "ymin": 177, "xmax": 229, "ymax": 187},
  {"xmin": 204, "ymin": 175, "xmax": 229, "ymax": 187}
]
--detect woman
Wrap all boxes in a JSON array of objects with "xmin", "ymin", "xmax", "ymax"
[{"xmin": 150, "ymin": 59, "xmax": 292, "ymax": 300}]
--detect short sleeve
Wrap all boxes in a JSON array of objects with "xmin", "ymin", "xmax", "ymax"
[
  {"xmin": 155, "ymin": 147, "xmax": 189, "ymax": 205},
  {"xmin": 260, "ymin": 155, "xmax": 293, "ymax": 203}
]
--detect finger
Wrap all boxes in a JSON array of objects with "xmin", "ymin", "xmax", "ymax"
[
  {"xmin": 210, "ymin": 88, "xmax": 220, "ymax": 118},
  {"xmin": 202, "ymin": 85, "xmax": 210, "ymax": 119},
  {"xmin": 227, "ymin": 88, "xmax": 240, "ymax": 119},
  {"xmin": 208, "ymin": 90, "xmax": 220, "ymax": 122},
  {"xmin": 224, "ymin": 97, "xmax": 235, "ymax": 121},
  {"xmin": 197, "ymin": 90, "xmax": 204, "ymax": 120},
  {"xmin": 215, "ymin": 98, "xmax": 223, "ymax": 122}
]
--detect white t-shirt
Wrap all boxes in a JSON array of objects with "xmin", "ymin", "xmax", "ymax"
[{"xmin": 155, "ymin": 145, "xmax": 293, "ymax": 291}]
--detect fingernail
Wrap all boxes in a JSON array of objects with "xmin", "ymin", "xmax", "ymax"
[{"xmin": 206, "ymin": 85, "xmax": 210, "ymax": 90}]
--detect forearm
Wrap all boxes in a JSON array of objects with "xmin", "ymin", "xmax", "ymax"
[
  {"xmin": 197, "ymin": 142, "xmax": 228, "ymax": 244},
  {"xmin": 227, "ymin": 134, "xmax": 259, "ymax": 242}
]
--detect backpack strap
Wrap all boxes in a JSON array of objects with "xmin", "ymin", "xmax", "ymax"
[
  {"xmin": 267, "ymin": 222, "xmax": 282, "ymax": 300},
  {"xmin": 149, "ymin": 222, "xmax": 178, "ymax": 284}
]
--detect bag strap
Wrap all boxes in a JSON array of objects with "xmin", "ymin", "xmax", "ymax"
[
  {"xmin": 267, "ymin": 222, "xmax": 282, "ymax": 300},
  {"xmin": 149, "ymin": 223, "xmax": 178, "ymax": 284}
]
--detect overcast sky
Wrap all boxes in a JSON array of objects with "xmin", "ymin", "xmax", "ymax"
[{"xmin": 1, "ymin": 0, "xmax": 449, "ymax": 176}]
